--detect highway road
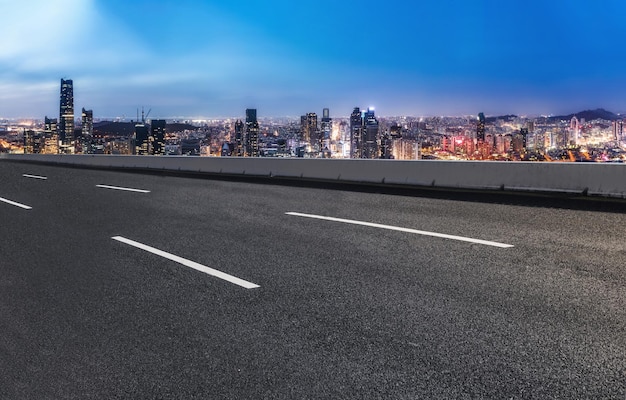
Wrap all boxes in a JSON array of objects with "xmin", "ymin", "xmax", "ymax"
[{"xmin": 1, "ymin": 160, "xmax": 625, "ymax": 399}]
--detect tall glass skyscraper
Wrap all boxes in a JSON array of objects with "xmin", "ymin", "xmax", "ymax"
[
  {"xmin": 350, "ymin": 107, "xmax": 362, "ymax": 159},
  {"xmin": 477, "ymin": 112, "xmax": 486, "ymax": 142},
  {"xmin": 150, "ymin": 119, "xmax": 166, "ymax": 155},
  {"xmin": 134, "ymin": 122, "xmax": 149, "ymax": 155},
  {"xmin": 59, "ymin": 79, "xmax": 74, "ymax": 146},
  {"xmin": 349, "ymin": 107, "xmax": 379, "ymax": 158},
  {"xmin": 234, "ymin": 120, "xmax": 244, "ymax": 156},
  {"xmin": 321, "ymin": 108, "xmax": 332, "ymax": 152},
  {"xmin": 362, "ymin": 108, "xmax": 379, "ymax": 159},
  {"xmin": 81, "ymin": 108, "xmax": 93, "ymax": 154},
  {"xmin": 245, "ymin": 108, "xmax": 259, "ymax": 157},
  {"xmin": 303, "ymin": 112, "xmax": 318, "ymax": 149}
]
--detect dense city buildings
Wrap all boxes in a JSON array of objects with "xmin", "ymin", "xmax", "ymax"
[{"xmin": 5, "ymin": 77, "xmax": 626, "ymax": 162}]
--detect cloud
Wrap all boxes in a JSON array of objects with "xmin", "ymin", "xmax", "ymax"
[{"xmin": 1, "ymin": 0, "xmax": 92, "ymax": 69}]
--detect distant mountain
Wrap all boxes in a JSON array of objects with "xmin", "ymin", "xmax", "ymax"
[
  {"xmin": 549, "ymin": 108, "xmax": 621, "ymax": 122},
  {"xmin": 93, "ymin": 121, "xmax": 198, "ymax": 137},
  {"xmin": 167, "ymin": 123, "xmax": 199, "ymax": 133},
  {"xmin": 93, "ymin": 121, "xmax": 136, "ymax": 137},
  {"xmin": 486, "ymin": 115, "xmax": 518, "ymax": 123}
]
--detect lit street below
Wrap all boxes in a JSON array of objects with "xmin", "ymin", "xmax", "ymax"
[{"xmin": 1, "ymin": 160, "xmax": 625, "ymax": 399}]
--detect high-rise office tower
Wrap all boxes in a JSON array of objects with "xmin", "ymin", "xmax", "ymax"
[
  {"xmin": 234, "ymin": 120, "xmax": 244, "ymax": 156},
  {"xmin": 150, "ymin": 119, "xmax": 166, "ymax": 155},
  {"xmin": 321, "ymin": 108, "xmax": 332, "ymax": 152},
  {"xmin": 134, "ymin": 122, "xmax": 149, "ymax": 155},
  {"xmin": 570, "ymin": 116, "xmax": 579, "ymax": 145},
  {"xmin": 81, "ymin": 108, "xmax": 93, "ymax": 154},
  {"xmin": 245, "ymin": 108, "xmax": 259, "ymax": 157},
  {"xmin": 350, "ymin": 107, "xmax": 362, "ymax": 158},
  {"xmin": 477, "ymin": 112, "xmax": 485, "ymax": 142},
  {"xmin": 23, "ymin": 129, "xmax": 38, "ymax": 154},
  {"xmin": 362, "ymin": 107, "xmax": 379, "ymax": 159},
  {"xmin": 43, "ymin": 116, "xmax": 59, "ymax": 154},
  {"xmin": 59, "ymin": 79, "xmax": 74, "ymax": 145},
  {"xmin": 612, "ymin": 120, "xmax": 623, "ymax": 141},
  {"xmin": 512, "ymin": 128, "xmax": 528, "ymax": 153},
  {"xmin": 300, "ymin": 115, "xmax": 308, "ymax": 143},
  {"xmin": 305, "ymin": 112, "xmax": 318, "ymax": 150}
]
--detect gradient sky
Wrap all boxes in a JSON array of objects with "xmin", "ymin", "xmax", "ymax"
[{"xmin": 2, "ymin": 0, "xmax": 626, "ymax": 118}]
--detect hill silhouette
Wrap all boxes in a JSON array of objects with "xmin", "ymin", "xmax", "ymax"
[
  {"xmin": 93, "ymin": 121, "xmax": 198, "ymax": 137},
  {"xmin": 549, "ymin": 108, "xmax": 621, "ymax": 122}
]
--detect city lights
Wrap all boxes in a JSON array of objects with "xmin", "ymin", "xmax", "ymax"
[{"xmin": 1, "ymin": 78, "xmax": 625, "ymax": 162}]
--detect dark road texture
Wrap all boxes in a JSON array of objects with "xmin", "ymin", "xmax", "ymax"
[{"xmin": 1, "ymin": 161, "xmax": 625, "ymax": 399}]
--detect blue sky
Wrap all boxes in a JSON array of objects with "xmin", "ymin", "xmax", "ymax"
[{"xmin": 2, "ymin": 0, "xmax": 626, "ymax": 118}]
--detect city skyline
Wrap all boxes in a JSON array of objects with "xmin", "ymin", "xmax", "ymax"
[
  {"xmin": 3, "ymin": 0, "xmax": 626, "ymax": 119},
  {"xmin": 13, "ymin": 76, "xmax": 626, "ymax": 161}
]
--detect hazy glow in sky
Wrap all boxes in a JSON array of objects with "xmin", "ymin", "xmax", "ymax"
[{"xmin": 2, "ymin": 0, "xmax": 626, "ymax": 118}]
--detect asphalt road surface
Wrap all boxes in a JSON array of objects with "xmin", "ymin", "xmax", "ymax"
[{"xmin": 1, "ymin": 160, "xmax": 625, "ymax": 399}]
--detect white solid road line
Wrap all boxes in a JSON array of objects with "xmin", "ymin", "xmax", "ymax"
[
  {"xmin": 22, "ymin": 174, "xmax": 48, "ymax": 180},
  {"xmin": 0, "ymin": 196, "xmax": 32, "ymax": 210},
  {"xmin": 96, "ymin": 184, "xmax": 150, "ymax": 193},
  {"xmin": 286, "ymin": 212, "xmax": 514, "ymax": 248},
  {"xmin": 112, "ymin": 236, "xmax": 260, "ymax": 289}
]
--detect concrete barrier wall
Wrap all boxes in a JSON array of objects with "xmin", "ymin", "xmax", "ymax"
[{"xmin": 3, "ymin": 153, "xmax": 626, "ymax": 198}]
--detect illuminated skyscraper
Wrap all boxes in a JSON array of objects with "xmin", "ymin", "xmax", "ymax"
[
  {"xmin": 81, "ymin": 109, "xmax": 93, "ymax": 137},
  {"xmin": 349, "ymin": 107, "xmax": 379, "ymax": 158},
  {"xmin": 350, "ymin": 107, "xmax": 362, "ymax": 158},
  {"xmin": 302, "ymin": 112, "xmax": 318, "ymax": 150},
  {"xmin": 81, "ymin": 108, "xmax": 93, "ymax": 154},
  {"xmin": 59, "ymin": 79, "xmax": 74, "ymax": 146},
  {"xmin": 477, "ymin": 112, "xmax": 485, "ymax": 142},
  {"xmin": 23, "ymin": 129, "xmax": 39, "ymax": 154},
  {"xmin": 150, "ymin": 119, "xmax": 166, "ymax": 155},
  {"xmin": 43, "ymin": 116, "xmax": 59, "ymax": 154},
  {"xmin": 512, "ymin": 128, "xmax": 528, "ymax": 153},
  {"xmin": 234, "ymin": 120, "xmax": 244, "ymax": 156},
  {"xmin": 362, "ymin": 108, "xmax": 379, "ymax": 159},
  {"xmin": 245, "ymin": 108, "xmax": 259, "ymax": 157},
  {"xmin": 570, "ymin": 116, "xmax": 579, "ymax": 145},
  {"xmin": 612, "ymin": 120, "xmax": 623, "ymax": 141},
  {"xmin": 321, "ymin": 108, "xmax": 332, "ymax": 153},
  {"xmin": 134, "ymin": 122, "xmax": 149, "ymax": 155},
  {"xmin": 300, "ymin": 115, "xmax": 308, "ymax": 143}
]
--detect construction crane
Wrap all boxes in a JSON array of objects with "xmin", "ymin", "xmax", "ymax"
[
  {"xmin": 143, "ymin": 108, "xmax": 151, "ymax": 123},
  {"xmin": 135, "ymin": 107, "xmax": 152, "ymax": 124}
]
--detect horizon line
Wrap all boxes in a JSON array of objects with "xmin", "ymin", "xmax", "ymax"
[{"xmin": 2, "ymin": 108, "xmax": 624, "ymax": 122}]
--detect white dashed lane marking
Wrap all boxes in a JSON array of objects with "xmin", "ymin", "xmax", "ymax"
[
  {"xmin": 0, "ymin": 197, "xmax": 32, "ymax": 210},
  {"xmin": 286, "ymin": 212, "xmax": 514, "ymax": 248},
  {"xmin": 23, "ymin": 174, "xmax": 48, "ymax": 180},
  {"xmin": 96, "ymin": 184, "xmax": 150, "ymax": 193},
  {"xmin": 112, "ymin": 236, "xmax": 260, "ymax": 289}
]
